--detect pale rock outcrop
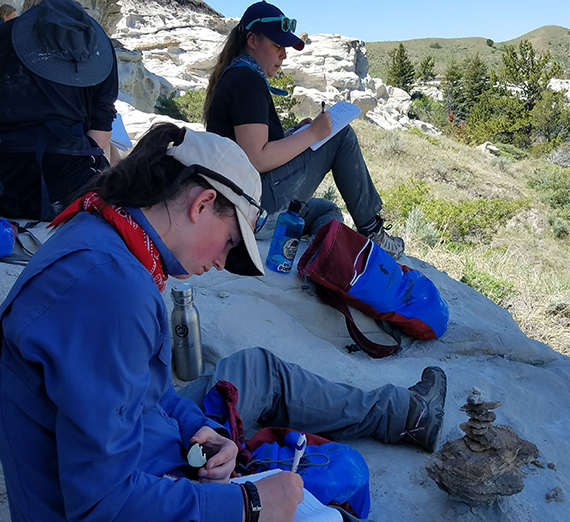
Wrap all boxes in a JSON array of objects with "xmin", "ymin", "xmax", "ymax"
[
  {"xmin": 106, "ymin": 1, "xmax": 436, "ymax": 134},
  {"xmin": 549, "ymin": 79, "xmax": 570, "ymax": 99},
  {"xmin": 476, "ymin": 141, "xmax": 500, "ymax": 155}
]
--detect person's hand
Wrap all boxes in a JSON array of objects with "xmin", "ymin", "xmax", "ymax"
[
  {"xmin": 190, "ymin": 426, "xmax": 238, "ymax": 483},
  {"xmin": 308, "ymin": 111, "xmax": 332, "ymax": 141},
  {"xmin": 255, "ymin": 471, "xmax": 304, "ymax": 522}
]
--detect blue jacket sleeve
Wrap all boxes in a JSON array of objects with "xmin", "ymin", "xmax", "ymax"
[
  {"xmin": 160, "ymin": 386, "xmax": 229, "ymax": 452},
  {"xmin": 13, "ymin": 252, "xmax": 243, "ymax": 522}
]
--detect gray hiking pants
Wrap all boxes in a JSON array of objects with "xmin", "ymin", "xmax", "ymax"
[
  {"xmin": 178, "ymin": 347, "xmax": 409, "ymax": 443},
  {"xmin": 259, "ymin": 126, "xmax": 383, "ymax": 237}
]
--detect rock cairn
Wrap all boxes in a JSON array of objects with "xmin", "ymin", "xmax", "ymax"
[{"xmin": 426, "ymin": 388, "xmax": 539, "ymax": 505}]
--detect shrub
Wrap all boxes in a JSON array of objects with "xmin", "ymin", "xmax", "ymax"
[
  {"xmin": 401, "ymin": 206, "xmax": 440, "ymax": 246},
  {"xmin": 422, "ymin": 197, "xmax": 531, "ymax": 242},
  {"xmin": 268, "ymin": 71, "xmax": 299, "ymax": 130},
  {"xmin": 406, "ymin": 127, "xmax": 441, "ymax": 146},
  {"xmin": 490, "ymin": 155, "xmax": 512, "ymax": 173},
  {"xmin": 379, "ymin": 179, "xmax": 431, "ymax": 221},
  {"xmin": 429, "ymin": 42, "xmax": 442, "ymax": 49},
  {"xmin": 156, "ymin": 89, "xmax": 206, "ymax": 123},
  {"xmin": 495, "ymin": 143, "xmax": 529, "ymax": 160},
  {"xmin": 408, "ymin": 95, "xmax": 448, "ymax": 130},
  {"xmin": 528, "ymin": 166, "xmax": 570, "ymax": 210},
  {"xmin": 486, "ymin": 39, "xmax": 494, "ymax": 47},
  {"xmin": 461, "ymin": 262, "xmax": 514, "ymax": 304},
  {"xmin": 547, "ymin": 143, "xmax": 570, "ymax": 168}
]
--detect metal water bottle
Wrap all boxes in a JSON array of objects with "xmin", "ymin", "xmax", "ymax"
[{"xmin": 170, "ymin": 283, "xmax": 203, "ymax": 381}]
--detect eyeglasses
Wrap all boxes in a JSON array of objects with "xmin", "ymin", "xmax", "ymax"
[
  {"xmin": 245, "ymin": 16, "xmax": 297, "ymax": 33},
  {"xmin": 193, "ymin": 166, "xmax": 268, "ymax": 234}
]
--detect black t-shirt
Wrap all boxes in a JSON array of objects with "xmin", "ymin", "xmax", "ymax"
[
  {"xmin": 0, "ymin": 19, "xmax": 118, "ymax": 137},
  {"xmin": 206, "ymin": 66, "xmax": 284, "ymax": 144}
]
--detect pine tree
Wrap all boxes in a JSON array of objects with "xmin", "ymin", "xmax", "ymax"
[
  {"xmin": 387, "ymin": 43, "xmax": 415, "ymax": 92},
  {"xmin": 461, "ymin": 54, "xmax": 489, "ymax": 114},
  {"xmin": 416, "ymin": 55, "xmax": 436, "ymax": 82}
]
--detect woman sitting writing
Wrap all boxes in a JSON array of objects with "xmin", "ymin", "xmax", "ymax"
[{"xmin": 204, "ymin": 1, "xmax": 404, "ymax": 259}]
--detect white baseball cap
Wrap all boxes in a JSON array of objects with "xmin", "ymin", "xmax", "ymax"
[{"xmin": 166, "ymin": 129, "xmax": 265, "ymax": 276}]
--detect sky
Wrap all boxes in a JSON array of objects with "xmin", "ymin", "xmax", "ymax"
[{"xmin": 206, "ymin": 0, "xmax": 570, "ymax": 43}]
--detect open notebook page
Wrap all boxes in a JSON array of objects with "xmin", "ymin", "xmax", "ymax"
[
  {"xmin": 231, "ymin": 469, "xmax": 342, "ymax": 522},
  {"xmin": 292, "ymin": 101, "xmax": 362, "ymax": 151}
]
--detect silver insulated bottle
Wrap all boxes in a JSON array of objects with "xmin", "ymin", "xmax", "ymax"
[{"xmin": 170, "ymin": 283, "xmax": 203, "ymax": 381}]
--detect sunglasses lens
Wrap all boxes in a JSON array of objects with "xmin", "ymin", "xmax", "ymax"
[
  {"xmin": 255, "ymin": 209, "xmax": 268, "ymax": 234},
  {"xmin": 290, "ymin": 19, "xmax": 296, "ymax": 32}
]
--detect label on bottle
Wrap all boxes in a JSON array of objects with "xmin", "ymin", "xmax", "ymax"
[
  {"xmin": 282, "ymin": 237, "xmax": 300, "ymax": 260},
  {"xmin": 175, "ymin": 324, "xmax": 189, "ymax": 338}
]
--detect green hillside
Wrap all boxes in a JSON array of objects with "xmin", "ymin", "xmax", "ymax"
[{"xmin": 366, "ymin": 25, "xmax": 570, "ymax": 81}]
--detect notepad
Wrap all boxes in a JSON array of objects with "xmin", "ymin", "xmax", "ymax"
[
  {"xmin": 110, "ymin": 112, "xmax": 132, "ymax": 151},
  {"xmin": 231, "ymin": 469, "xmax": 342, "ymax": 522},
  {"xmin": 293, "ymin": 101, "xmax": 362, "ymax": 151}
]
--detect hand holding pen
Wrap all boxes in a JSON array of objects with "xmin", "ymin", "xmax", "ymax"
[{"xmin": 291, "ymin": 432, "xmax": 306, "ymax": 473}]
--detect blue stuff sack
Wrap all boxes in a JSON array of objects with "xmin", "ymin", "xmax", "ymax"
[
  {"xmin": 247, "ymin": 430, "xmax": 370, "ymax": 519},
  {"xmin": 298, "ymin": 219, "xmax": 449, "ymax": 358},
  {"xmin": 0, "ymin": 218, "xmax": 15, "ymax": 258}
]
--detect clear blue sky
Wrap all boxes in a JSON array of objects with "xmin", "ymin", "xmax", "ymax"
[{"xmin": 206, "ymin": 0, "xmax": 570, "ymax": 43}]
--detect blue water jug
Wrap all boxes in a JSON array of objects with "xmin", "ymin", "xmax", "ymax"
[{"xmin": 266, "ymin": 200, "xmax": 305, "ymax": 273}]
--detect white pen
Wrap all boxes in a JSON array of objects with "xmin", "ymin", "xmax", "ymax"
[{"xmin": 291, "ymin": 432, "xmax": 306, "ymax": 473}]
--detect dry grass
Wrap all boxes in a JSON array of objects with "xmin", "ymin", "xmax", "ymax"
[{"xmin": 342, "ymin": 119, "xmax": 570, "ymax": 356}]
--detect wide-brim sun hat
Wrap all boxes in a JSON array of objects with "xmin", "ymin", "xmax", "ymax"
[
  {"xmin": 239, "ymin": 1, "xmax": 304, "ymax": 51},
  {"xmin": 12, "ymin": 0, "xmax": 114, "ymax": 87},
  {"xmin": 166, "ymin": 129, "xmax": 265, "ymax": 277}
]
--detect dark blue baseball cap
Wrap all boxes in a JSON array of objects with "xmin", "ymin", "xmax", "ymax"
[{"xmin": 239, "ymin": 1, "xmax": 304, "ymax": 51}]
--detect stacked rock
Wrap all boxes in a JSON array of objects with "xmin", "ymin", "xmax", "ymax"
[
  {"xmin": 426, "ymin": 388, "xmax": 539, "ymax": 505},
  {"xmin": 459, "ymin": 388, "xmax": 502, "ymax": 452}
]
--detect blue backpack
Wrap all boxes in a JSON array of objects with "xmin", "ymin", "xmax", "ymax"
[{"xmin": 298, "ymin": 219, "xmax": 449, "ymax": 358}]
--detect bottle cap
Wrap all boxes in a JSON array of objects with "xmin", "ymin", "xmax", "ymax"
[
  {"xmin": 171, "ymin": 283, "xmax": 196, "ymax": 307},
  {"xmin": 288, "ymin": 200, "xmax": 303, "ymax": 213}
]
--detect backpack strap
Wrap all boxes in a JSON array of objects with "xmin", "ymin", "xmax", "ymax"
[{"xmin": 314, "ymin": 284, "xmax": 401, "ymax": 358}]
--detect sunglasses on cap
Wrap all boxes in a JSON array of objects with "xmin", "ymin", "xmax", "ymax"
[
  {"xmin": 245, "ymin": 16, "xmax": 297, "ymax": 33},
  {"xmin": 190, "ymin": 166, "xmax": 268, "ymax": 234}
]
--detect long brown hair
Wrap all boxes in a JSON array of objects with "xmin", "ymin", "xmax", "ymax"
[
  {"xmin": 203, "ymin": 26, "xmax": 263, "ymax": 123},
  {"xmin": 86, "ymin": 122, "xmax": 234, "ymax": 215}
]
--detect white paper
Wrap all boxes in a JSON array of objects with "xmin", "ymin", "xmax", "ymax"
[
  {"xmin": 110, "ymin": 112, "xmax": 133, "ymax": 151},
  {"xmin": 293, "ymin": 101, "xmax": 362, "ymax": 151},
  {"xmin": 231, "ymin": 469, "xmax": 342, "ymax": 522}
]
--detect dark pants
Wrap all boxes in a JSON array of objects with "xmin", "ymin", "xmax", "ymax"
[
  {"xmin": 178, "ymin": 347, "xmax": 409, "ymax": 443},
  {"xmin": 0, "ymin": 152, "xmax": 108, "ymax": 220},
  {"xmin": 260, "ymin": 126, "xmax": 383, "ymax": 237}
]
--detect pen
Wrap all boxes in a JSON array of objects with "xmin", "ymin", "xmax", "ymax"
[
  {"xmin": 321, "ymin": 101, "xmax": 326, "ymax": 114},
  {"xmin": 291, "ymin": 432, "xmax": 306, "ymax": 473}
]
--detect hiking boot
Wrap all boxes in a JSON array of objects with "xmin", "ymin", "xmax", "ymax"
[
  {"xmin": 364, "ymin": 217, "xmax": 404, "ymax": 260},
  {"xmin": 369, "ymin": 226, "xmax": 405, "ymax": 260},
  {"xmin": 401, "ymin": 366, "xmax": 447, "ymax": 452}
]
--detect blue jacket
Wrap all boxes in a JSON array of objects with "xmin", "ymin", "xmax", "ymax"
[{"xmin": 0, "ymin": 212, "xmax": 243, "ymax": 521}]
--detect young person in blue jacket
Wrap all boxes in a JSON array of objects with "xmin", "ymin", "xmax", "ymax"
[
  {"xmin": 204, "ymin": 1, "xmax": 405, "ymax": 260},
  {"xmin": 0, "ymin": 123, "xmax": 446, "ymax": 522}
]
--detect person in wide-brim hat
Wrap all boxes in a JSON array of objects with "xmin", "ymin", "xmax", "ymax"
[
  {"xmin": 12, "ymin": 0, "xmax": 113, "ymax": 86},
  {"xmin": 0, "ymin": 0, "xmax": 118, "ymax": 221}
]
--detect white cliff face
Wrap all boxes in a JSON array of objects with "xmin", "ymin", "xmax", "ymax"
[{"xmin": 104, "ymin": 0, "xmax": 436, "ymax": 133}]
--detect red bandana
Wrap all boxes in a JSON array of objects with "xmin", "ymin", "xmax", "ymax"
[{"xmin": 49, "ymin": 192, "xmax": 168, "ymax": 292}]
